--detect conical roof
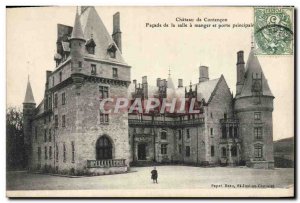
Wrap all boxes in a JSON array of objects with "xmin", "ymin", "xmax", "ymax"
[
  {"xmin": 237, "ymin": 48, "xmax": 274, "ymax": 98},
  {"xmin": 79, "ymin": 7, "xmax": 126, "ymax": 64},
  {"xmin": 71, "ymin": 10, "xmax": 85, "ymax": 40},
  {"xmin": 23, "ymin": 77, "xmax": 35, "ymax": 104}
]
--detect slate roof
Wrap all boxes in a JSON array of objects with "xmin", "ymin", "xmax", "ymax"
[
  {"xmin": 23, "ymin": 78, "xmax": 35, "ymax": 104},
  {"xmin": 78, "ymin": 7, "xmax": 127, "ymax": 65},
  {"xmin": 71, "ymin": 11, "xmax": 85, "ymax": 40},
  {"xmin": 236, "ymin": 48, "xmax": 274, "ymax": 98}
]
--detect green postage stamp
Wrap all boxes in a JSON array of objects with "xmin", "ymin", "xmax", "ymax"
[{"xmin": 254, "ymin": 7, "xmax": 294, "ymax": 55}]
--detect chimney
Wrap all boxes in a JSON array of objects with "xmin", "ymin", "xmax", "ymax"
[
  {"xmin": 199, "ymin": 66, "xmax": 209, "ymax": 82},
  {"xmin": 112, "ymin": 12, "xmax": 122, "ymax": 53},
  {"xmin": 142, "ymin": 76, "xmax": 148, "ymax": 99},
  {"xmin": 156, "ymin": 78, "xmax": 161, "ymax": 87},
  {"xmin": 133, "ymin": 79, "xmax": 137, "ymax": 88},
  {"xmin": 178, "ymin": 79, "xmax": 183, "ymax": 88},
  {"xmin": 236, "ymin": 50, "xmax": 245, "ymax": 95},
  {"xmin": 142, "ymin": 76, "xmax": 147, "ymax": 84},
  {"xmin": 163, "ymin": 79, "xmax": 167, "ymax": 86},
  {"xmin": 46, "ymin": 71, "xmax": 52, "ymax": 81}
]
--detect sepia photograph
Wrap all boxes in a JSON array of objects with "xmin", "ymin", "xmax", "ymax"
[{"xmin": 5, "ymin": 6, "xmax": 295, "ymax": 198}]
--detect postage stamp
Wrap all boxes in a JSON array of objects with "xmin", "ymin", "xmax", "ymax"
[{"xmin": 254, "ymin": 7, "xmax": 294, "ymax": 55}]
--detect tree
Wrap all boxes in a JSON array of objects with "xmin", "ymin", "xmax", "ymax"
[{"xmin": 6, "ymin": 107, "xmax": 25, "ymax": 170}]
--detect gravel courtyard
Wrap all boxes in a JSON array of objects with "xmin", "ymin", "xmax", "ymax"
[{"xmin": 7, "ymin": 166, "xmax": 294, "ymax": 190}]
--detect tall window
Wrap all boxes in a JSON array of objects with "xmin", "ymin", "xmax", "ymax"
[
  {"xmin": 49, "ymin": 146, "xmax": 52, "ymax": 160},
  {"xmin": 78, "ymin": 61, "xmax": 82, "ymax": 68},
  {"xmin": 231, "ymin": 146, "xmax": 237, "ymax": 157},
  {"xmin": 211, "ymin": 146, "xmax": 215, "ymax": 157},
  {"xmin": 35, "ymin": 127, "xmax": 38, "ymax": 141},
  {"xmin": 96, "ymin": 136, "xmax": 112, "ymax": 160},
  {"xmin": 210, "ymin": 128, "xmax": 213, "ymax": 136},
  {"xmin": 91, "ymin": 64, "xmax": 96, "ymax": 75},
  {"xmin": 229, "ymin": 126, "xmax": 233, "ymax": 138},
  {"xmin": 178, "ymin": 144, "xmax": 182, "ymax": 154},
  {"xmin": 71, "ymin": 141, "xmax": 75, "ymax": 163},
  {"xmin": 185, "ymin": 146, "xmax": 190, "ymax": 157},
  {"xmin": 254, "ymin": 127, "xmax": 262, "ymax": 139},
  {"xmin": 113, "ymin": 68, "xmax": 118, "ymax": 78},
  {"xmin": 161, "ymin": 131, "xmax": 167, "ymax": 140},
  {"xmin": 254, "ymin": 145, "xmax": 263, "ymax": 158},
  {"xmin": 178, "ymin": 130, "xmax": 182, "ymax": 140},
  {"xmin": 99, "ymin": 86, "xmax": 109, "ymax": 99},
  {"xmin": 222, "ymin": 126, "xmax": 227, "ymax": 138},
  {"xmin": 37, "ymin": 147, "xmax": 41, "ymax": 162},
  {"xmin": 44, "ymin": 146, "xmax": 48, "ymax": 160},
  {"xmin": 62, "ymin": 115, "xmax": 66, "ymax": 127},
  {"xmin": 44, "ymin": 130, "xmax": 47, "ymax": 142},
  {"xmin": 62, "ymin": 93, "xmax": 66, "ymax": 105},
  {"xmin": 48, "ymin": 96, "xmax": 52, "ymax": 109},
  {"xmin": 55, "ymin": 144, "xmax": 58, "ymax": 162},
  {"xmin": 55, "ymin": 115, "xmax": 58, "ymax": 128},
  {"xmin": 222, "ymin": 147, "xmax": 227, "ymax": 157},
  {"xmin": 234, "ymin": 127, "xmax": 238, "ymax": 138},
  {"xmin": 161, "ymin": 144, "xmax": 167, "ymax": 154},
  {"xmin": 59, "ymin": 71, "xmax": 62, "ymax": 82},
  {"xmin": 54, "ymin": 93, "xmax": 58, "ymax": 108},
  {"xmin": 63, "ymin": 143, "xmax": 66, "ymax": 162},
  {"xmin": 254, "ymin": 112, "xmax": 261, "ymax": 121},
  {"xmin": 48, "ymin": 129, "xmax": 51, "ymax": 142},
  {"xmin": 186, "ymin": 129, "xmax": 190, "ymax": 139},
  {"xmin": 100, "ymin": 112, "xmax": 109, "ymax": 124}
]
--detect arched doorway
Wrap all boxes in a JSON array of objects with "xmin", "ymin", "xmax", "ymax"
[{"xmin": 96, "ymin": 136, "xmax": 112, "ymax": 160}]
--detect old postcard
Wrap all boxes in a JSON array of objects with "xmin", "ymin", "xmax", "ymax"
[{"xmin": 6, "ymin": 6, "xmax": 295, "ymax": 198}]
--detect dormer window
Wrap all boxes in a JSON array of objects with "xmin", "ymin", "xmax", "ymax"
[
  {"xmin": 85, "ymin": 38, "xmax": 96, "ymax": 54},
  {"xmin": 107, "ymin": 43, "xmax": 117, "ymax": 58}
]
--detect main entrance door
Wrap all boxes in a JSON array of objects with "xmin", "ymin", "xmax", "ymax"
[
  {"xmin": 96, "ymin": 136, "xmax": 112, "ymax": 160},
  {"xmin": 138, "ymin": 144, "xmax": 147, "ymax": 160}
]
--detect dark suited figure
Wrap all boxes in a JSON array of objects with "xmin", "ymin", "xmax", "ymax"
[{"xmin": 151, "ymin": 166, "xmax": 158, "ymax": 183}]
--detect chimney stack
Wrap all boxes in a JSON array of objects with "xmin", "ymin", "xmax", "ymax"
[
  {"xmin": 142, "ymin": 76, "xmax": 148, "ymax": 99},
  {"xmin": 133, "ymin": 79, "xmax": 137, "ymax": 88},
  {"xmin": 156, "ymin": 78, "xmax": 161, "ymax": 87},
  {"xmin": 112, "ymin": 12, "xmax": 122, "ymax": 52},
  {"xmin": 142, "ymin": 76, "xmax": 147, "ymax": 84},
  {"xmin": 199, "ymin": 66, "xmax": 209, "ymax": 83},
  {"xmin": 178, "ymin": 79, "xmax": 183, "ymax": 88},
  {"xmin": 236, "ymin": 50, "xmax": 245, "ymax": 95}
]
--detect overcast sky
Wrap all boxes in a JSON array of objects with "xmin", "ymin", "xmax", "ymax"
[{"xmin": 6, "ymin": 6, "xmax": 294, "ymax": 141}]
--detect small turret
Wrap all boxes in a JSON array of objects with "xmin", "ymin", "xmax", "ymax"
[
  {"xmin": 23, "ymin": 76, "xmax": 36, "ymax": 169},
  {"xmin": 70, "ymin": 9, "xmax": 86, "ymax": 89}
]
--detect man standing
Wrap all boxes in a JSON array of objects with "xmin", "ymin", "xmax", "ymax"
[{"xmin": 151, "ymin": 166, "xmax": 158, "ymax": 183}]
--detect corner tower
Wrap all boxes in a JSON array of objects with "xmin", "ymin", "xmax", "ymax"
[
  {"xmin": 234, "ymin": 45, "xmax": 274, "ymax": 169},
  {"xmin": 23, "ymin": 77, "xmax": 36, "ymax": 169},
  {"xmin": 70, "ymin": 10, "xmax": 86, "ymax": 89}
]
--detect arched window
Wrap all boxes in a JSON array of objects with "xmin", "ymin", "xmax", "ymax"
[{"xmin": 96, "ymin": 136, "xmax": 112, "ymax": 160}]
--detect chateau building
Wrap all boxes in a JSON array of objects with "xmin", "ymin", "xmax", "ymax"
[{"xmin": 23, "ymin": 7, "xmax": 275, "ymax": 175}]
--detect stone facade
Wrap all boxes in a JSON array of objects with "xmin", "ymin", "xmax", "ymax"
[{"xmin": 22, "ymin": 7, "xmax": 275, "ymax": 175}]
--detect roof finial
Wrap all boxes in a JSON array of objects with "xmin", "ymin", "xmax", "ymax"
[
  {"xmin": 168, "ymin": 67, "xmax": 171, "ymax": 77},
  {"xmin": 251, "ymin": 32, "xmax": 255, "ymax": 49},
  {"xmin": 91, "ymin": 26, "xmax": 93, "ymax": 38}
]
